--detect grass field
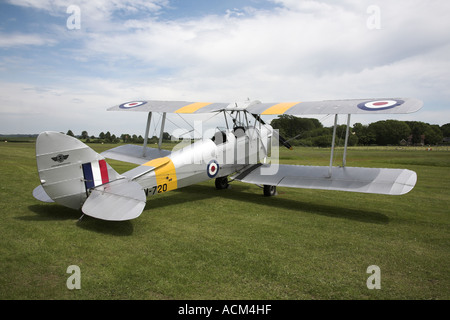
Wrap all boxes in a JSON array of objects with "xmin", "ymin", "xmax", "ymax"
[{"xmin": 0, "ymin": 141, "xmax": 449, "ymax": 300}]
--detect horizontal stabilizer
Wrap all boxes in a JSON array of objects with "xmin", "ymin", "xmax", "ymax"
[
  {"xmin": 233, "ymin": 165, "xmax": 417, "ymax": 195},
  {"xmin": 82, "ymin": 179, "xmax": 146, "ymax": 221},
  {"xmin": 101, "ymin": 144, "xmax": 171, "ymax": 165}
]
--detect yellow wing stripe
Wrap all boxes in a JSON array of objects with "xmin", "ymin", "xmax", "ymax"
[
  {"xmin": 143, "ymin": 157, "xmax": 177, "ymax": 192},
  {"xmin": 175, "ymin": 102, "xmax": 212, "ymax": 114},
  {"xmin": 261, "ymin": 102, "xmax": 301, "ymax": 115}
]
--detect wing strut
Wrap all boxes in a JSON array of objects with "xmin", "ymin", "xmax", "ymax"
[
  {"xmin": 330, "ymin": 113, "xmax": 352, "ymax": 176},
  {"xmin": 343, "ymin": 114, "xmax": 351, "ymax": 167},
  {"xmin": 158, "ymin": 112, "xmax": 167, "ymax": 150},
  {"xmin": 329, "ymin": 114, "xmax": 338, "ymax": 177},
  {"xmin": 142, "ymin": 111, "xmax": 166, "ymax": 154},
  {"xmin": 142, "ymin": 112, "xmax": 152, "ymax": 157}
]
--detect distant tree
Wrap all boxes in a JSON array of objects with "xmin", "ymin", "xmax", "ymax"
[
  {"xmin": 424, "ymin": 124, "xmax": 443, "ymax": 145},
  {"xmin": 271, "ymin": 115, "xmax": 323, "ymax": 140},
  {"xmin": 353, "ymin": 123, "xmax": 376, "ymax": 145},
  {"xmin": 333, "ymin": 124, "xmax": 358, "ymax": 146},
  {"xmin": 405, "ymin": 121, "xmax": 428, "ymax": 144},
  {"xmin": 121, "ymin": 134, "xmax": 130, "ymax": 143},
  {"xmin": 81, "ymin": 131, "xmax": 88, "ymax": 140},
  {"xmin": 66, "ymin": 130, "xmax": 74, "ymax": 137},
  {"xmin": 313, "ymin": 135, "xmax": 333, "ymax": 147},
  {"xmin": 369, "ymin": 120, "xmax": 410, "ymax": 145},
  {"xmin": 308, "ymin": 127, "xmax": 331, "ymax": 138},
  {"xmin": 405, "ymin": 121, "xmax": 443, "ymax": 145},
  {"xmin": 162, "ymin": 132, "xmax": 171, "ymax": 141},
  {"xmin": 99, "ymin": 132, "xmax": 105, "ymax": 139},
  {"xmin": 149, "ymin": 135, "xmax": 159, "ymax": 144},
  {"xmin": 440, "ymin": 123, "xmax": 450, "ymax": 137}
]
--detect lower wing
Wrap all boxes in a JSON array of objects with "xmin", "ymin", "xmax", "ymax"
[
  {"xmin": 101, "ymin": 144, "xmax": 171, "ymax": 165},
  {"xmin": 233, "ymin": 164, "xmax": 417, "ymax": 195}
]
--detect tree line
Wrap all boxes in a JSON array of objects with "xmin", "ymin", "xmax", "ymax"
[
  {"xmin": 65, "ymin": 130, "xmax": 172, "ymax": 144},
  {"xmin": 65, "ymin": 118, "xmax": 450, "ymax": 147},
  {"xmin": 271, "ymin": 115, "xmax": 450, "ymax": 147}
]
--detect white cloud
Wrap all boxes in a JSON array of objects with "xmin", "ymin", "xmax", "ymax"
[
  {"xmin": 7, "ymin": 0, "xmax": 169, "ymax": 32},
  {"xmin": 2, "ymin": 0, "xmax": 450, "ymax": 134},
  {"xmin": 0, "ymin": 32, "xmax": 57, "ymax": 47},
  {"xmin": 70, "ymin": 1, "xmax": 449, "ymax": 78},
  {"xmin": 7, "ymin": 0, "xmax": 168, "ymax": 15}
]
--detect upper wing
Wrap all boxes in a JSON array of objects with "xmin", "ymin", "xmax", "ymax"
[
  {"xmin": 108, "ymin": 98, "xmax": 422, "ymax": 115},
  {"xmin": 108, "ymin": 100, "xmax": 228, "ymax": 113},
  {"xmin": 245, "ymin": 98, "xmax": 423, "ymax": 115}
]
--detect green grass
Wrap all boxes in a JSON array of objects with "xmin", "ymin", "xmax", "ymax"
[{"xmin": 0, "ymin": 142, "xmax": 449, "ymax": 299}]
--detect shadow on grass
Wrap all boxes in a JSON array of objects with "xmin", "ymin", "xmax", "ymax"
[
  {"xmin": 26, "ymin": 204, "xmax": 134, "ymax": 236},
  {"xmin": 148, "ymin": 184, "xmax": 389, "ymax": 225},
  {"xmin": 25, "ymin": 182, "xmax": 389, "ymax": 234},
  {"xmin": 25, "ymin": 204, "xmax": 80, "ymax": 220},
  {"xmin": 76, "ymin": 216, "xmax": 134, "ymax": 236}
]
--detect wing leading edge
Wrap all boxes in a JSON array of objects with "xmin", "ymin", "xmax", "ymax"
[
  {"xmin": 233, "ymin": 164, "xmax": 417, "ymax": 195},
  {"xmin": 246, "ymin": 98, "xmax": 423, "ymax": 115},
  {"xmin": 108, "ymin": 100, "xmax": 228, "ymax": 113},
  {"xmin": 108, "ymin": 98, "xmax": 422, "ymax": 115}
]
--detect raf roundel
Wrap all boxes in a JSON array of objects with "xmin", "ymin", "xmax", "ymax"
[
  {"xmin": 119, "ymin": 101, "xmax": 148, "ymax": 109},
  {"xmin": 207, "ymin": 160, "xmax": 219, "ymax": 178},
  {"xmin": 357, "ymin": 99, "xmax": 404, "ymax": 111}
]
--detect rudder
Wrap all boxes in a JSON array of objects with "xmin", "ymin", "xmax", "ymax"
[{"xmin": 35, "ymin": 131, "xmax": 122, "ymax": 210}]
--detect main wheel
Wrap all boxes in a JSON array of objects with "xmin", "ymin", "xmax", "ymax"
[
  {"xmin": 215, "ymin": 176, "xmax": 229, "ymax": 190},
  {"xmin": 263, "ymin": 185, "xmax": 277, "ymax": 196}
]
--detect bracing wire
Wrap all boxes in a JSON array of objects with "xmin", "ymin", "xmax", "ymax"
[{"xmin": 151, "ymin": 113, "xmax": 161, "ymax": 138}]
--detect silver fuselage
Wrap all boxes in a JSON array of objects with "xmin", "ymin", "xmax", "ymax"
[{"xmin": 130, "ymin": 125, "xmax": 273, "ymax": 196}]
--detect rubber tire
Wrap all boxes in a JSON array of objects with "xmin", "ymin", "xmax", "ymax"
[
  {"xmin": 215, "ymin": 176, "xmax": 229, "ymax": 190},
  {"xmin": 263, "ymin": 185, "xmax": 277, "ymax": 196}
]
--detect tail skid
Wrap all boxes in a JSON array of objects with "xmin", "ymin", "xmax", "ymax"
[{"xmin": 34, "ymin": 131, "xmax": 146, "ymax": 220}]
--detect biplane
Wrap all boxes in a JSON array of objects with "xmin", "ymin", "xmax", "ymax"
[{"xmin": 33, "ymin": 98, "xmax": 423, "ymax": 221}]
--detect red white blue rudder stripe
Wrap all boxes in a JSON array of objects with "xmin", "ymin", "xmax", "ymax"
[{"xmin": 82, "ymin": 160, "xmax": 110, "ymax": 190}]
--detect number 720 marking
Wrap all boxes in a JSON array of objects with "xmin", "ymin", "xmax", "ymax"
[{"xmin": 145, "ymin": 183, "xmax": 168, "ymax": 196}]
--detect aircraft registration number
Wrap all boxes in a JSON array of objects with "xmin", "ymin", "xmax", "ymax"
[{"xmin": 144, "ymin": 183, "xmax": 168, "ymax": 196}]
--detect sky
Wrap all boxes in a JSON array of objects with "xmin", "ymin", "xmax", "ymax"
[{"xmin": 0, "ymin": 0, "xmax": 449, "ymax": 137}]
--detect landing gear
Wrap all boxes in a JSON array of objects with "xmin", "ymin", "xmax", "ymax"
[
  {"xmin": 215, "ymin": 176, "xmax": 229, "ymax": 190},
  {"xmin": 263, "ymin": 185, "xmax": 277, "ymax": 196}
]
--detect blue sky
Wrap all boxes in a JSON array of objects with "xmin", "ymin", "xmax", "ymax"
[{"xmin": 1, "ymin": 0, "xmax": 449, "ymax": 136}]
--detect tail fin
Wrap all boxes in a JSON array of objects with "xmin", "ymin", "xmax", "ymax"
[{"xmin": 34, "ymin": 131, "xmax": 146, "ymax": 220}]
